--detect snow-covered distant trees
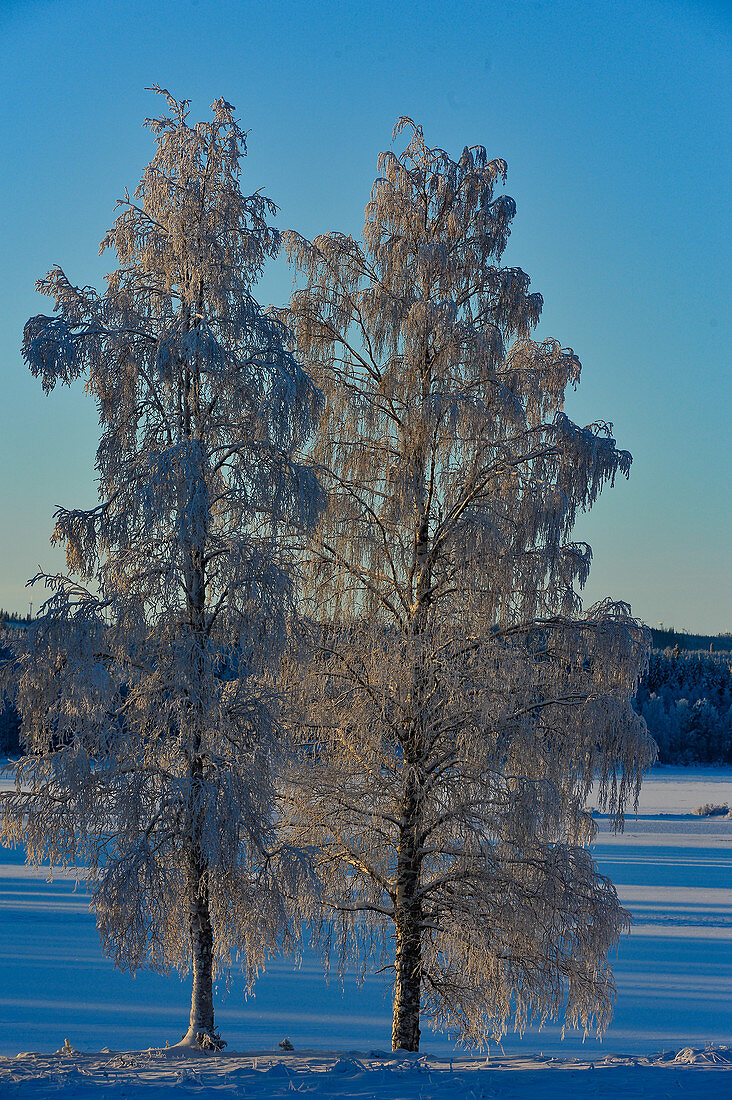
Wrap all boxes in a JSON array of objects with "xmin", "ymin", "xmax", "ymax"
[
  {"xmin": 0, "ymin": 89, "xmax": 321, "ymax": 1048},
  {"xmin": 280, "ymin": 120, "xmax": 655, "ymax": 1051},
  {"xmin": 636, "ymin": 650, "xmax": 732, "ymax": 763}
]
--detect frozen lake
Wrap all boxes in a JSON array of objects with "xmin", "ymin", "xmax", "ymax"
[{"xmin": 0, "ymin": 766, "xmax": 729, "ymax": 1059}]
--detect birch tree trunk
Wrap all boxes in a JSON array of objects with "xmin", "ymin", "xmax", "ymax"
[
  {"xmin": 185, "ymin": 772, "xmax": 216, "ymax": 1044},
  {"xmin": 393, "ymin": 429, "xmax": 430, "ymax": 1050},
  {"xmin": 181, "ymin": 636, "xmax": 218, "ymax": 1046},
  {"xmin": 392, "ymin": 768, "xmax": 423, "ymax": 1051},
  {"xmin": 182, "ymin": 424, "xmax": 219, "ymax": 1046}
]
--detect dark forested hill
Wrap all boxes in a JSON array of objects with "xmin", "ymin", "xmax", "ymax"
[
  {"xmin": 650, "ymin": 627, "xmax": 732, "ymax": 653},
  {"xmin": 635, "ymin": 648, "xmax": 732, "ymax": 764}
]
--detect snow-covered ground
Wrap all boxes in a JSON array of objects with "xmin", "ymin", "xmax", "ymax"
[
  {"xmin": 0, "ymin": 764, "xmax": 730, "ymax": 1097},
  {"xmin": 1, "ymin": 1046, "xmax": 731, "ymax": 1100}
]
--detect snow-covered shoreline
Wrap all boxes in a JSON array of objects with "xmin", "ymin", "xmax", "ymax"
[{"xmin": 1, "ymin": 1045, "xmax": 730, "ymax": 1099}]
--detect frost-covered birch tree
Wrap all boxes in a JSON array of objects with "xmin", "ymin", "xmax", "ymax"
[
  {"xmin": 0, "ymin": 89, "xmax": 321, "ymax": 1049},
  {"xmin": 279, "ymin": 120, "xmax": 656, "ymax": 1052}
]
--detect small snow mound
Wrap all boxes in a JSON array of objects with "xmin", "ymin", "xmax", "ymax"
[
  {"xmin": 263, "ymin": 1062, "xmax": 292, "ymax": 1077},
  {"xmin": 174, "ymin": 1068, "xmax": 204, "ymax": 1089},
  {"xmin": 671, "ymin": 1045, "xmax": 732, "ymax": 1064},
  {"xmin": 331, "ymin": 1057, "xmax": 366, "ymax": 1075},
  {"xmin": 396, "ymin": 1054, "xmax": 430, "ymax": 1073},
  {"xmin": 195, "ymin": 1029, "xmax": 226, "ymax": 1051},
  {"xmin": 54, "ymin": 1039, "xmax": 78, "ymax": 1057}
]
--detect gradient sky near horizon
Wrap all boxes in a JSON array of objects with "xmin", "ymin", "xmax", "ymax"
[{"xmin": 0, "ymin": 0, "xmax": 729, "ymax": 633}]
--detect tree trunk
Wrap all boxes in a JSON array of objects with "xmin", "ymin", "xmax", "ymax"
[
  {"xmin": 185, "ymin": 849, "xmax": 216, "ymax": 1045},
  {"xmin": 179, "ymin": 424, "xmax": 220, "ymax": 1049},
  {"xmin": 392, "ymin": 899, "xmax": 422, "ymax": 1050},
  {"xmin": 391, "ymin": 773, "xmax": 423, "ymax": 1051},
  {"xmin": 182, "ymin": 745, "xmax": 222, "ymax": 1048}
]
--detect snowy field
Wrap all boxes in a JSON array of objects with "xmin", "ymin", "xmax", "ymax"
[{"xmin": 0, "ymin": 764, "xmax": 730, "ymax": 1097}]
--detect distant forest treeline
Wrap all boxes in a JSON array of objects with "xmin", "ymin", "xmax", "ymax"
[
  {"xmin": 0, "ymin": 609, "xmax": 33, "ymax": 626},
  {"xmin": 0, "ymin": 630, "xmax": 20, "ymax": 755},
  {"xmin": 2, "ymin": 618, "xmax": 731, "ymax": 763},
  {"xmin": 637, "ymin": 648, "xmax": 732, "ymax": 764},
  {"xmin": 649, "ymin": 627, "xmax": 732, "ymax": 653}
]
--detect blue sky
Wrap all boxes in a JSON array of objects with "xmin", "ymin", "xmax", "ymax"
[{"xmin": 0, "ymin": 0, "xmax": 729, "ymax": 632}]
